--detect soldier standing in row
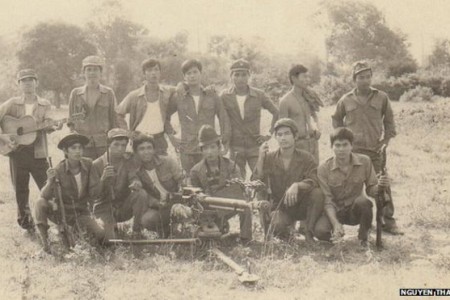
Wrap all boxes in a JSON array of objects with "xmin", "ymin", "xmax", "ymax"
[
  {"xmin": 116, "ymin": 58, "xmax": 177, "ymax": 155},
  {"xmin": 69, "ymin": 55, "xmax": 123, "ymax": 160},
  {"xmin": 167, "ymin": 59, "xmax": 230, "ymax": 174},
  {"xmin": 279, "ymin": 64, "xmax": 322, "ymax": 163},
  {"xmin": 332, "ymin": 61, "xmax": 402, "ymax": 235},
  {"xmin": 0, "ymin": 69, "xmax": 62, "ymax": 232},
  {"xmin": 221, "ymin": 59, "xmax": 279, "ymax": 179}
]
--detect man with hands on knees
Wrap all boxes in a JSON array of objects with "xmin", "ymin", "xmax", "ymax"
[
  {"xmin": 252, "ymin": 118, "xmax": 325, "ymax": 243},
  {"xmin": 314, "ymin": 127, "xmax": 391, "ymax": 248}
]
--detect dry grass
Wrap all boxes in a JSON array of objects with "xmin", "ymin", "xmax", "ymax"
[{"xmin": 0, "ymin": 99, "xmax": 449, "ymax": 299}]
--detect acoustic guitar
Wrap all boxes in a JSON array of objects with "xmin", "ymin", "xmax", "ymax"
[{"xmin": 0, "ymin": 113, "xmax": 85, "ymax": 155}]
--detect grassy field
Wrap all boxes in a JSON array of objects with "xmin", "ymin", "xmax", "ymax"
[{"xmin": 0, "ymin": 99, "xmax": 449, "ymax": 300}]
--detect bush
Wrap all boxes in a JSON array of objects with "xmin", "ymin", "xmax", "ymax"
[
  {"xmin": 440, "ymin": 78, "xmax": 450, "ymax": 97},
  {"xmin": 312, "ymin": 75, "xmax": 353, "ymax": 105},
  {"xmin": 399, "ymin": 85, "xmax": 434, "ymax": 102}
]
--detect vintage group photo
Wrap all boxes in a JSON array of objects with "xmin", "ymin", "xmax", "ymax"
[{"xmin": 0, "ymin": 0, "xmax": 448, "ymax": 299}]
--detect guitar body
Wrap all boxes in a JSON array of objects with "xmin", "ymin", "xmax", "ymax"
[{"xmin": 1, "ymin": 115, "xmax": 38, "ymax": 146}]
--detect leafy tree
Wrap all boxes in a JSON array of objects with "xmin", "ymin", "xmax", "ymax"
[
  {"xmin": 320, "ymin": 1, "xmax": 417, "ymax": 77},
  {"xmin": 17, "ymin": 22, "xmax": 96, "ymax": 107},
  {"xmin": 427, "ymin": 39, "xmax": 450, "ymax": 70}
]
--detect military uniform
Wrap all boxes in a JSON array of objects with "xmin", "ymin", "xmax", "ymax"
[
  {"xmin": 116, "ymin": 84, "xmax": 176, "ymax": 155},
  {"xmin": 167, "ymin": 83, "xmax": 230, "ymax": 173},
  {"xmin": 0, "ymin": 69, "xmax": 54, "ymax": 230},
  {"xmin": 189, "ymin": 125, "xmax": 252, "ymax": 240},
  {"xmin": 252, "ymin": 118, "xmax": 324, "ymax": 239},
  {"xmin": 221, "ymin": 59, "xmax": 279, "ymax": 178},
  {"xmin": 68, "ymin": 56, "xmax": 123, "ymax": 159},
  {"xmin": 332, "ymin": 61, "xmax": 399, "ymax": 233},
  {"xmin": 35, "ymin": 133, "xmax": 105, "ymax": 251},
  {"xmin": 314, "ymin": 153, "xmax": 378, "ymax": 242}
]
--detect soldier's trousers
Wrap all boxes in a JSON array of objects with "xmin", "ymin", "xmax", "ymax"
[
  {"xmin": 93, "ymin": 190, "xmax": 149, "ymax": 240},
  {"xmin": 295, "ymin": 138, "xmax": 319, "ymax": 163},
  {"xmin": 313, "ymin": 195, "xmax": 373, "ymax": 242},
  {"xmin": 34, "ymin": 198, "xmax": 105, "ymax": 241},
  {"xmin": 9, "ymin": 147, "xmax": 48, "ymax": 230},
  {"xmin": 266, "ymin": 187, "xmax": 324, "ymax": 238},
  {"xmin": 354, "ymin": 149, "xmax": 397, "ymax": 230},
  {"xmin": 230, "ymin": 146, "xmax": 259, "ymax": 180}
]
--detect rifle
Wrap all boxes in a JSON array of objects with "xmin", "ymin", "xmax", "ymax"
[
  {"xmin": 47, "ymin": 157, "xmax": 74, "ymax": 250},
  {"xmin": 376, "ymin": 144, "xmax": 388, "ymax": 249},
  {"xmin": 105, "ymin": 132, "xmax": 116, "ymax": 223}
]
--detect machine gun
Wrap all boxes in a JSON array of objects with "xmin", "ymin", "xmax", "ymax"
[
  {"xmin": 376, "ymin": 144, "xmax": 388, "ymax": 249},
  {"xmin": 108, "ymin": 180, "xmax": 271, "ymax": 284}
]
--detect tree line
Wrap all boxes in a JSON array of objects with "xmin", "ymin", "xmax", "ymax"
[{"xmin": 0, "ymin": 0, "xmax": 449, "ymax": 107}]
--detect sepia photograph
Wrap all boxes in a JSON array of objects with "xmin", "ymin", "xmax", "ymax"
[{"xmin": 0, "ymin": 0, "xmax": 449, "ymax": 299}]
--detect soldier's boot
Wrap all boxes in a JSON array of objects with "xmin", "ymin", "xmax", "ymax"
[{"xmin": 36, "ymin": 224, "xmax": 50, "ymax": 253}]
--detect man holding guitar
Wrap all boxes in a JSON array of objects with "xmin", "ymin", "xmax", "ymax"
[{"xmin": 0, "ymin": 69, "xmax": 62, "ymax": 232}]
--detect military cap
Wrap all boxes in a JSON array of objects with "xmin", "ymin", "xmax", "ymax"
[
  {"xmin": 57, "ymin": 133, "xmax": 89, "ymax": 150},
  {"xmin": 273, "ymin": 118, "xmax": 299, "ymax": 136},
  {"xmin": 82, "ymin": 55, "xmax": 104, "ymax": 68},
  {"xmin": 352, "ymin": 61, "xmax": 372, "ymax": 78},
  {"xmin": 107, "ymin": 128, "xmax": 129, "ymax": 140},
  {"xmin": 198, "ymin": 125, "xmax": 221, "ymax": 147},
  {"xmin": 17, "ymin": 69, "xmax": 38, "ymax": 82},
  {"xmin": 230, "ymin": 59, "xmax": 250, "ymax": 72}
]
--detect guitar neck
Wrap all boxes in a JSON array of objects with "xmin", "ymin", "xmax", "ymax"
[{"xmin": 31, "ymin": 118, "xmax": 69, "ymax": 133}]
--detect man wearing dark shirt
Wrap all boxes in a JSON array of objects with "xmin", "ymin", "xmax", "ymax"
[
  {"xmin": 221, "ymin": 59, "xmax": 279, "ymax": 178},
  {"xmin": 253, "ymin": 118, "xmax": 324, "ymax": 242},
  {"xmin": 190, "ymin": 125, "xmax": 252, "ymax": 241}
]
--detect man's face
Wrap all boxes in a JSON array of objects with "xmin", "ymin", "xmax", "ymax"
[
  {"xmin": 291, "ymin": 73, "xmax": 309, "ymax": 89},
  {"xmin": 354, "ymin": 70, "xmax": 372, "ymax": 90},
  {"xmin": 201, "ymin": 142, "xmax": 220, "ymax": 161},
  {"xmin": 19, "ymin": 77, "xmax": 37, "ymax": 94},
  {"xmin": 144, "ymin": 65, "xmax": 161, "ymax": 84},
  {"xmin": 136, "ymin": 141, "xmax": 155, "ymax": 162},
  {"xmin": 275, "ymin": 127, "xmax": 295, "ymax": 149},
  {"xmin": 332, "ymin": 139, "xmax": 353, "ymax": 160},
  {"xmin": 231, "ymin": 70, "xmax": 250, "ymax": 89},
  {"xmin": 64, "ymin": 143, "xmax": 84, "ymax": 161},
  {"xmin": 183, "ymin": 67, "xmax": 201, "ymax": 86},
  {"xmin": 84, "ymin": 66, "xmax": 102, "ymax": 83},
  {"xmin": 109, "ymin": 139, "xmax": 128, "ymax": 157}
]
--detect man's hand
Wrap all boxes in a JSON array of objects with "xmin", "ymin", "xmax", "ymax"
[
  {"xmin": 297, "ymin": 182, "xmax": 310, "ymax": 191},
  {"xmin": 101, "ymin": 165, "xmax": 115, "ymax": 182},
  {"xmin": 258, "ymin": 141, "xmax": 269, "ymax": 156},
  {"xmin": 129, "ymin": 180, "xmax": 142, "ymax": 192},
  {"xmin": 284, "ymin": 183, "xmax": 299, "ymax": 207},
  {"xmin": 332, "ymin": 222, "xmax": 345, "ymax": 240},
  {"xmin": 54, "ymin": 121, "xmax": 63, "ymax": 131},
  {"xmin": 256, "ymin": 135, "xmax": 271, "ymax": 145},
  {"xmin": 312, "ymin": 129, "xmax": 321, "ymax": 140},
  {"xmin": 378, "ymin": 174, "xmax": 391, "ymax": 188},
  {"xmin": 46, "ymin": 168, "xmax": 57, "ymax": 182}
]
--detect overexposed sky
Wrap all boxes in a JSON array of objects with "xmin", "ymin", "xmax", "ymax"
[{"xmin": 1, "ymin": 0, "xmax": 450, "ymax": 64}]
